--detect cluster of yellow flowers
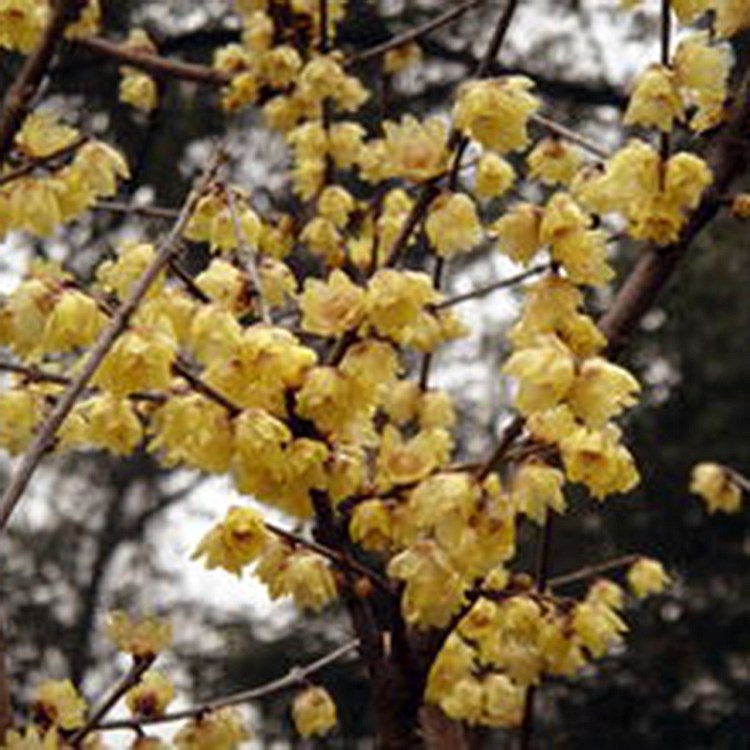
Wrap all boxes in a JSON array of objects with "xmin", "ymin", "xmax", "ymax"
[
  {"xmin": 621, "ymin": 0, "xmax": 750, "ymax": 39},
  {"xmin": 0, "ymin": 0, "xmax": 100, "ymax": 53},
  {"xmin": 3, "ymin": 0, "xmax": 749, "ymax": 741},
  {"xmin": 0, "ymin": 113, "xmax": 129, "ymax": 239},
  {"xmin": 690, "ymin": 462, "xmax": 746, "ymax": 514}
]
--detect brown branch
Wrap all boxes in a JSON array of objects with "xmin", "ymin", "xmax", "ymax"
[
  {"xmin": 0, "ymin": 148, "xmax": 225, "ymax": 534},
  {"xmin": 548, "ymin": 554, "xmax": 641, "ymax": 590},
  {"xmin": 0, "ymin": 0, "xmax": 85, "ymax": 163},
  {"xmin": 94, "ymin": 200, "xmax": 180, "ymax": 221},
  {"xmin": 476, "ymin": 417, "xmax": 525, "ymax": 481},
  {"xmin": 70, "ymin": 36, "xmax": 230, "ymax": 86},
  {"xmin": 348, "ymin": 0, "xmax": 486, "ymax": 66},
  {"xmin": 0, "ymin": 135, "xmax": 88, "ymax": 187},
  {"xmin": 68, "ymin": 656, "xmax": 155, "ymax": 747},
  {"xmin": 530, "ymin": 113, "xmax": 611, "ymax": 160},
  {"xmin": 433, "ymin": 264, "xmax": 550, "ymax": 310},
  {"xmin": 96, "ymin": 639, "xmax": 360, "ymax": 731}
]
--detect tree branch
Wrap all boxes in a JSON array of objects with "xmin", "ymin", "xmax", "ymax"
[{"xmin": 96, "ymin": 640, "xmax": 360, "ymax": 731}]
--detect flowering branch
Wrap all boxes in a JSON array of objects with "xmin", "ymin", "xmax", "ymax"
[
  {"xmin": 68, "ymin": 656, "xmax": 155, "ymax": 747},
  {"xmin": 0, "ymin": 0, "xmax": 86, "ymax": 163},
  {"xmin": 96, "ymin": 640, "xmax": 360, "ymax": 731},
  {"xmin": 0, "ymin": 147, "xmax": 225, "ymax": 534}
]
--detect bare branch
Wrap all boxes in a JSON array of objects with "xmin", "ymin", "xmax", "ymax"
[
  {"xmin": 70, "ymin": 36, "xmax": 229, "ymax": 87},
  {"xmin": 97, "ymin": 640, "xmax": 360, "ymax": 731},
  {"xmin": 0, "ymin": 135, "xmax": 88, "ymax": 187},
  {"xmin": 349, "ymin": 0, "xmax": 486, "ymax": 66},
  {"xmin": 548, "ymin": 554, "xmax": 641, "ymax": 590},
  {"xmin": 68, "ymin": 656, "xmax": 155, "ymax": 747}
]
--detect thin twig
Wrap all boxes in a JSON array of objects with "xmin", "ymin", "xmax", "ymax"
[
  {"xmin": 71, "ymin": 36, "xmax": 229, "ymax": 87},
  {"xmin": 476, "ymin": 417, "xmax": 525, "ymax": 481},
  {"xmin": 226, "ymin": 189, "xmax": 271, "ymax": 325},
  {"xmin": 720, "ymin": 466, "xmax": 750, "ymax": 494},
  {"xmin": 530, "ymin": 113, "xmax": 611, "ymax": 161},
  {"xmin": 94, "ymin": 200, "xmax": 180, "ymax": 221},
  {"xmin": 349, "ymin": 0, "xmax": 485, "ymax": 66},
  {"xmin": 0, "ymin": 0, "xmax": 85, "ymax": 163},
  {"xmin": 548, "ymin": 554, "xmax": 641, "ymax": 590},
  {"xmin": 97, "ymin": 640, "xmax": 360, "ymax": 731},
  {"xmin": 68, "ymin": 656, "xmax": 155, "ymax": 747},
  {"xmin": 659, "ymin": 0, "xmax": 672, "ymax": 164},
  {"xmin": 0, "ymin": 135, "xmax": 88, "ymax": 187},
  {"xmin": 0, "ymin": 148, "xmax": 225, "ymax": 534},
  {"xmin": 433, "ymin": 264, "xmax": 550, "ymax": 310}
]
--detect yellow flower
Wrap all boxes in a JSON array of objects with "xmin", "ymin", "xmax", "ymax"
[
  {"xmin": 502, "ymin": 335, "xmax": 575, "ymax": 415},
  {"xmin": 376, "ymin": 425, "xmax": 453, "ymax": 490},
  {"xmin": 383, "ymin": 379, "xmax": 421, "ymax": 425},
  {"xmin": 93, "ymin": 328, "xmax": 176, "ymax": 397},
  {"xmin": 300, "ymin": 217, "xmax": 344, "ymax": 266},
  {"xmin": 713, "ymin": 0, "xmax": 750, "ymax": 38},
  {"xmin": 188, "ymin": 305, "xmax": 243, "ymax": 365},
  {"xmin": 126, "ymin": 671, "xmax": 175, "ymax": 718},
  {"xmin": 388, "ymin": 540, "xmax": 467, "ymax": 628},
  {"xmin": 106, "ymin": 611, "xmax": 172, "ymax": 658},
  {"xmin": 690, "ymin": 462, "xmax": 743, "ymax": 514},
  {"xmin": 425, "ymin": 633, "xmax": 476, "ymax": 704},
  {"xmin": 257, "ymin": 45, "xmax": 303, "ymax": 89},
  {"xmin": 33, "ymin": 680, "xmax": 87, "ymax": 730},
  {"xmin": 627, "ymin": 558, "xmax": 671, "ymax": 598},
  {"xmin": 41, "ymin": 290, "xmax": 105, "ymax": 354},
  {"xmin": 527, "ymin": 138, "xmax": 583, "ymax": 186},
  {"xmin": 195, "ymin": 259, "xmax": 250, "ymax": 313},
  {"xmin": 674, "ymin": 32, "xmax": 731, "ymax": 132},
  {"xmin": 567, "ymin": 358, "xmax": 640, "ymax": 427},
  {"xmin": 97, "ymin": 241, "xmax": 163, "ymax": 302},
  {"xmin": 624, "ymin": 64, "xmax": 685, "ymax": 132},
  {"xmin": 300, "ymin": 270, "xmax": 366, "ymax": 337},
  {"xmin": 281, "ymin": 551, "xmax": 338, "ymax": 611},
  {"xmin": 350, "ymin": 500, "xmax": 393, "ymax": 552},
  {"xmin": 68, "ymin": 140, "xmax": 130, "ymax": 199},
  {"xmin": 318, "ymin": 185, "xmax": 356, "ymax": 228},
  {"xmin": 15, "ymin": 111, "xmax": 79, "ymax": 159},
  {"xmin": 292, "ymin": 687, "xmax": 338, "ymax": 738},
  {"xmin": 425, "ymin": 193, "xmax": 482, "ymax": 258},
  {"xmin": 440, "ymin": 676, "xmax": 484, "ymax": 724},
  {"xmin": 384, "ymin": 41, "xmax": 422, "ymax": 74},
  {"xmin": 7, "ymin": 178, "xmax": 62, "ymax": 237},
  {"xmin": 192, "ymin": 506, "xmax": 269, "ymax": 575},
  {"xmin": 259, "ymin": 257, "xmax": 296, "ymax": 309},
  {"xmin": 0, "ymin": 389, "xmax": 44, "ymax": 455},
  {"xmin": 149, "ymin": 393, "xmax": 233, "ymax": 473},
  {"xmin": 174, "ymin": 708, "xmax": 250, "ymax": 750},
  {"xmin": 560, "ymin": 425, "xmax": 640, "ymax": 499},
  {"xmin": 419, "ymin": 390, "xmax": 456, "ymax": 430},
  {"xmin": 0, "ymin": 726, "xmax": 59, "ymax": 750},
  {"xmin": 664, "ymin": 152, "xmax": 712, "ymax": 211},
  {"xmin": 491, "ymin": 203, "xmax": 543, "ymax": 264},
  {"xmin": 0, "ymin": 0, "xmax": 48, "ymax": 53},
  {"xmin": 572, "ymin": 600, "xmax": 627, "ymax": 658},
  {"xmin": 381, "ymin": 115, "xmax": 449, "ymax": 182},
  {"xmin": 511, "ymin": 461, "xmax": 566, "ymax": 523},
  {"xmin": 329, "ymin": 121, "xmax": 366, "ymax": 169},
  {"xmin": 364, "ymin": 269, "xmax": 439, "ymax": 342},
  {"xmin": 453, "ymin": 77, "xmax": 540, "ymax": 154},
  {"xmin": 83, "ymin": 394, "xmax": 144, "ymax": 456},
  {"xmin": 475, "ymin": 153, "xmax": 516, "ymax": 199}
]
